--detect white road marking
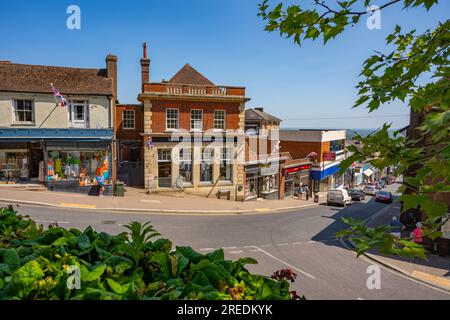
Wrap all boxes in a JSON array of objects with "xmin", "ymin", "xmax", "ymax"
[
  {"xmin": 278, "ymin": 243, "xmax": 289, "ymax": 246},
  {"xmin": 292, "ymin": 242, "xmax": 304, "ymax": 245},
  {"xmin": 222, "ymin": 246, "xmax": 237, "ymax": 250},
  {"xmin": 198, "ymin": 248, "xmax": 215, "ymax": 252},
  {"xmin": 247, "ymin": 245, "xmax": 317, "ymax": 280},
  {"xmin": 229, "ymin": 250, "xmax": 244, "ymax": 254},
  {"xmin": 35, "ymin": 220, "xmax": 70, "ymax": 224}
]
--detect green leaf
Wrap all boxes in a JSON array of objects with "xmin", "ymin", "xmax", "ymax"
[
  {"xmin": 3, "ymin": 249, "xmax": 20, "ymax": 273},
  {"xmin": 81, "ymin": 264, "xmax": 106, "ymax": 282},
  {"xmin": 106, "ymin": 278, "xmax": 130, "ymax": 295}
]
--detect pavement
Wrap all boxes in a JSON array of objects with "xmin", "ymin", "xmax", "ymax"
[
  {"xmin": 0, "ymin": 185, "xmax": 317, "ymax": 215},
  {"xmin": 361, "ymin": 197, "xmax": 450, "ymax": 292}
]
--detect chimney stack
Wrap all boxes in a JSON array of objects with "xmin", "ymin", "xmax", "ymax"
[
  {"xmin": 106, "ymin": 54, "xmax": 118, "ymax": 102},
  {"xmin": 140, "ymin": 42, "xmax": 150, "ymax": 89},
  {"xmin": 255, "ymin": 107, "xmax": 264, "ymax": 112}
]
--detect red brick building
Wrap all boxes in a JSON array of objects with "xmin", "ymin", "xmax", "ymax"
[
  {"xmin": 138, "ymin": 43, "xmax": 249, "ymax": 200},
  {"xmin": 115, "ymin": 103, "xmax": 144, "ymax": 186}
]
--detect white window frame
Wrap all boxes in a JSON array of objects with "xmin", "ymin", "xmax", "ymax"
[
  {"xmin": 214, "ymin": 110, "xmax": 226, "ymax": 130},
  {"xmin": 166, "ymin": 108, "xmax": 179, "ymax": 130},
  {"xmin": 190, "ymin": 109, "xmax": 203, "ymax": 131},
  {"xmin": 122, "ymin": 109, "xmax": 135, "ymax": 130},
  {"xmin": 157, "ymin": 148, "xmax": 172, "ymax": 162},
  {"xmin": 12, "ymin": 99, "xmax": 35, "ymax": 124},
  {"xmin": 68, "ymin": 100, "xmax": 89, "ymax": 128}
]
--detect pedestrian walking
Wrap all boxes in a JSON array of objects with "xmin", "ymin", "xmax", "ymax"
[
  {"xmin": 96, "ymin": 173, "xmax": 105, "ymax": 197},
  {"xmin": 389, "ymin": 216, "xmax": 404, "ymax": 238},
  {"xmin": 411, "ymin": 222, "xmax": 423, "ymax": 244},
  {"xmin": 304, "ymin": 186, "xmax": 310, "ymax": 200}
]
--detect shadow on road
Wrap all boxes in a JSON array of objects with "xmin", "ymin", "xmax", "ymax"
[{"xmin": 311, "ymin": 198, "xmax": 386, "ymax": 250}]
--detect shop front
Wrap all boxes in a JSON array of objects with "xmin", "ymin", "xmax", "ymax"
[
  {"xmin": 244, "ymin": 162, "xmax": 280, "ymax": 200},
  {"xmin": 0, "ymin": 128, "xmax": 113, "ymax": 194},
  {"xmin": 311, "ymin": 162, "xmax": 341, "ymax": 194},
  {"xmin": 45, "ymin": 141, "xmax": 112, "ymax": 195},
  {"xmin": 283, "ymin": 163, "xmax": 311, "ymax": 198}
]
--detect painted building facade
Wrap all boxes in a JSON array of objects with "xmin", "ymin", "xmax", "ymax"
[
  {"xmin": 280, "ymin": 129, "xmax": 347, "ymax": 194},
  {"xmin": 0, "ymin": 56, "xmax": 117, "ymax": 194}
]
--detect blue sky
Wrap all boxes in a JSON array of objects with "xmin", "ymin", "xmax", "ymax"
[{"xmin": 1, "ymin": 0, "xmax": 448, "ymax": 129}]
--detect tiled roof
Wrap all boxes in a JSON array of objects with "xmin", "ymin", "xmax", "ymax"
[
  {"xmin": 168, "ymin": 64, "xmax": 214, "ymax": 86},
  {"xmin": 245, "ymin": 108, "xmax": 282, "ymax": 123},
  {"xmin": 0, "ymin": 62, "xmax": 113, "ymax": 95}
]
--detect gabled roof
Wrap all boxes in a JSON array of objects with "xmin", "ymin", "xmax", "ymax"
[
  {"xmin": 0, "ymin": 62, "xmax": 113, "ymax": 95},
  {"xmin": 245, "ymin": 108, "xmax": 282, "ymax": 123},
  {"xmin": 168, "ymin": 64, "xmax": 214, "ymax": 86}
]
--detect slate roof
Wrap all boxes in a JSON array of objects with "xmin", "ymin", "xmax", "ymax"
[
  {"xmin": 245, "ymin": 108, "xmax": 282, "ymax": 123},
  {"xmin": 168, "ymin": 64, "xmax": 214, "ymax": 86},
  {"xmin": 0, "ymin": 61, "xmax": 113, "ymax": 95}
]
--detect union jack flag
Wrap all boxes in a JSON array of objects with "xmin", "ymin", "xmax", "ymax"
[
  {"xmin": 50, "ymin": 83, "xmax": 67, "ymax": 107},
  {"xmin": 147, "ymin": 136, "xmax": 154, "ymax": 150}
]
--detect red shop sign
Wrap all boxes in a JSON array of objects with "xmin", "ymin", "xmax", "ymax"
[
  {"xmin": 323, "ymin": 151, "xmax": 336, "ymax": 161},
  {"xmin": 285, "ymin": 164, "xmax": 311, "ymax": 174}
]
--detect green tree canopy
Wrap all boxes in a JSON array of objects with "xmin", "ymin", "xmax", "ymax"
[{"xmin": 259, "ymin": 0, "xmax": 449, "ymax": 258}]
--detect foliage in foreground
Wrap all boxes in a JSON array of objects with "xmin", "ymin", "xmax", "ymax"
[
  {"xmin": 259, "ymin": 0, "xmax": 449, "ymax": 258},
  {"xmin": 0, "ymin": 206, "xmax": 300, "ymax": 300}
]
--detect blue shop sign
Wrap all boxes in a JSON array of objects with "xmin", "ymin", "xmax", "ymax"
[{"xmin": 311, "ymin": 163, "xmax": 341, "ymax": 181}]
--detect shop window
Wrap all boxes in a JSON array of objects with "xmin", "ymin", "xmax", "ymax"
[
  {"xmin": 166, "ymin": 109, "xmax": 179, "ymax": 130},
  {"xmin": 46, "ymin": 150, "xmax": 110, "ymax": 186},
  {"xmin": 122, "ymin": 110, "xmax": 135, "ymax": 129},
  {"xmin": 245, "ymin": 174, "xmax": 258, "ymax": 200},
  {"xmin": 13, "ymin": 99, "xmax": 34, "ymax": 123},
  {"xmin": 330, "ymin": 139, "xmax": 345, "ymax": 152},
  {"xmin": 191, "ymin": 109, "xmax": 203, "ymax": 131},
  {"xmin": 200, "ymin": 148, "xmax": 214, "ymax": 183},
  {"xmin": 261, "ymin": 174, "xmax": 278, "ymax": 194},
  {"xmin": 0, "ymin": 150, "xmax": 29, "ymax": 182},
  {"xmin": 214, "ymin": 110, "xmax": 226, "ymax": 130},
  {"xmin": 219, "ymin": 148, "xmax": 232, "ymax": 182},
  {"xmin": 179, "ymin": 148, "xmax": 193, "ymax": 184},
  {"xmin": 68, "ymin": 100, "xmax": 89, "ymax": 128}
]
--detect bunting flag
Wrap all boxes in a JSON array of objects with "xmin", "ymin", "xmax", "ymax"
[
  {"xmin": 50, "ymin": 83, "xmax": 67, "ymax": 107},
  {"xmin": 147, "ymin": 136, "xmax": 154, "ymax": 150}
]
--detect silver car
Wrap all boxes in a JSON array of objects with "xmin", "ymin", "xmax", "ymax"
[{"xmin": 364, "ymin": 185, "xmax": 377, "ymax": 196}]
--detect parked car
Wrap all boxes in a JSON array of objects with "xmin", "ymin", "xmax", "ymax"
[
  {"xmin": 377, "ymin": 179, "xmax": 386, "ymax": 188},
  {"xmin": 375, "ymin": 191, "xmax": 393, "ymax": 203},
  {"xmin": 364, "ymin": 185, "xmax": 378, "ymax": 196},
  {"xmin": 383, "ymin": 176, "xmax": 393, "ymax": 185},
  {"xmin": 348, "ymin": 189, "xmax": 366, "ymax": 201},
  {"xmin": 327, "ymin": 189, "xmax": 352, "ymax": 207}
]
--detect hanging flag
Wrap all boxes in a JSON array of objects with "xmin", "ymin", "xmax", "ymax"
[
  {"xmin": 50, "ymin": 83, "xmax": 67, "ymax": 107},
  {"xmin": 147, "ymin": 136, "xmax": 154, "ymax": 150}
]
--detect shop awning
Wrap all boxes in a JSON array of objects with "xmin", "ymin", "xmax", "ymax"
[
  {"xmin": 363, "ymin": 168, "xmax": 374, "ymax": 177},
  {"xmin": 0, "ymin": 128, "xmax": 113, "ymax": 142}
]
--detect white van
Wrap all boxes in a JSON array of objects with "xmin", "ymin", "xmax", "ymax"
[{"xmin": 327, "ymin": 189, "xmax": 352, "ymax": 207}]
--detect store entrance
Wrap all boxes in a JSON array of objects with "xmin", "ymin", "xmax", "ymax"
[
  {"xmin": 158, "ymin": 162, "xmax": 172, "ymax": 188},
  {"xmin": 29, "ymin": 143, "xmax": 43, "ymax": 180}
]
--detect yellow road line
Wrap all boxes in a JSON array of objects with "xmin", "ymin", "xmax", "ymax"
[
  {"xmin": 60, "ymin": 203, "xmax": 97, "ymax": 209},
  {"xmin": 411, "ymin": 270, "xmax": 450, "ymax": 289}
]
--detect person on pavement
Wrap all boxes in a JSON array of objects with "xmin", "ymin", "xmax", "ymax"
[
  {"xmin": 411, "ymin": 222, "xmax": 423, "ymax": 244},
  {"xmin": 389, "ymin": 216, "xmax": 404, "ymax": 238},
  {"xmin": 304, "ymin": 186, "xmax": 310, "ymax": 201}
]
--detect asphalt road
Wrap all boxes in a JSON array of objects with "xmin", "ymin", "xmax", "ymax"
[{"xmin": 8, "ymin": 185, "xmax": 450, "ymax": 300}]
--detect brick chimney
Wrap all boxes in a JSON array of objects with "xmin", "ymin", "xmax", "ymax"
[
  {"xmin": 140, "ymin": 42, "xmax": 150, "ymax": 89},
  {"xmin": 106, "ymin": 54, "xmax": 118, "ymax": 102}
]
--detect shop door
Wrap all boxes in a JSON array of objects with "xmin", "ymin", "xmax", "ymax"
[
  {"xmin": 29, "ymin": 145, "xmax": 43, "ymax": 179},
  {"xmin": 285, "ymin": 178, "xmax": 294, "ymax": 198},
  {"xmin": 158, "ymin": 162, "xmax": 172, "ymax": 188}
]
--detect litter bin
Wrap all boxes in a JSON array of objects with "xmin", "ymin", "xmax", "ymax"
[
  {"xmin": 314, "ymin": 193, "xmax": 319, "ymax": 203},
  {"xmin": 114, "ymin": 181, "xmax": 125, "ymax": 197}
]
